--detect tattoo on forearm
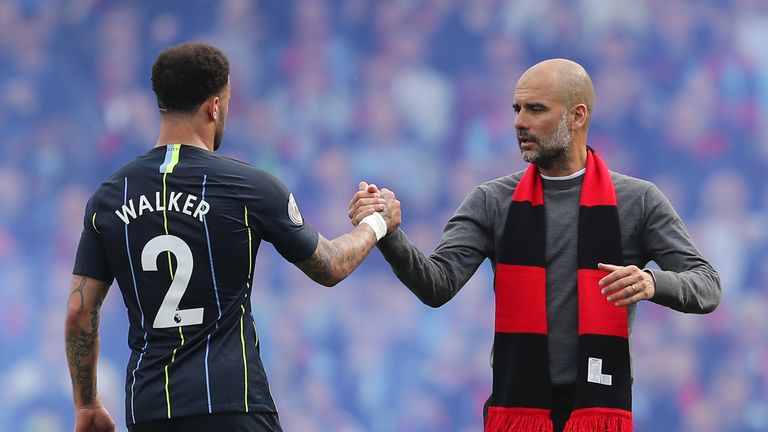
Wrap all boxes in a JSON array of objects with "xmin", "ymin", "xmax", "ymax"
[
  {"xmin": 66, "ymin": 277, "xmax": 107, "ymax": 405},
  {"xmin": 330, "ymin": 230, "xmax": 374, "ymax": 276},
  {"xmin": 66, "ymin": 323, "xmax": 97, "ymax": 404},
  {"xmin": 297, "ymin": 230, "xmax": 374, "ymax": 285}
]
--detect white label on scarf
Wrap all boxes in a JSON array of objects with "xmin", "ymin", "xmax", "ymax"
[{"xmin": 587, "ymin": 357, "xmax": 613, "ymax": 386}]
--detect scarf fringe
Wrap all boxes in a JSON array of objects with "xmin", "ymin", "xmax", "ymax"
[
  {"xmin": 563, "ymin": 408, "xmax": 633, "ymax": 432},
  {"xmin": 485, "ymin": 407, "xmax": 553, "ymax": 432}
]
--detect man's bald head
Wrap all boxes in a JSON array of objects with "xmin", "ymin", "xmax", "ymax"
[
  {"xmin": 513, "ymin": 59, "xmax": 595, "ymax": 174},
  {"xmin": 519, "ymin": 58, "xmax": 595, "ymax": 114}
]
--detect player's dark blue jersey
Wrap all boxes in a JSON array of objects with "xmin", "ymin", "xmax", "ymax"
[{"xmin": 73, "ymin": 144, "xmax": 319, "ymax": 426}]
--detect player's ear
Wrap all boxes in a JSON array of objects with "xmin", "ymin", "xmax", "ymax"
[{"xmin": 208, "ymin": 95, "xmax": 220, "ymax": 121}]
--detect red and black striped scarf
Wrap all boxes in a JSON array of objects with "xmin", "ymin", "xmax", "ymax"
[{"xmin": 486, "ymin": 149, "xmax": 633, "ymax": 432}]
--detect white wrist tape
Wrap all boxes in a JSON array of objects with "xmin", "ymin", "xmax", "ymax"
[{"xmin": 360, "ymin": 212, "xmax": 387, "ymax": 241}]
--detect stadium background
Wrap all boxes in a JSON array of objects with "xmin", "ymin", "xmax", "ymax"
[{"xmin": 1, "ymin": 0, "xmax": 767, "ymax": 431}]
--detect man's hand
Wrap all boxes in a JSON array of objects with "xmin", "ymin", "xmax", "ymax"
[
  {"xmin": 348, "ymin": 181, "xmax": 401, "ymax": 234},
  {"xmin": 75, "ymin": 398, "xmax": 116, "ymax": 432},
  {"xmin": 597, "ymin": 263, "xmax": 655, "ymax": 306},
  {"xmin": 348, "ymin": 182, "xmax": 384, "ymax": 224}
]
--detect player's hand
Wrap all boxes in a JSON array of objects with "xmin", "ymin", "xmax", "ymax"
[
  {"xmin": 597, "ymin": 263, "xmax": 655, "ymax": 307},
  {"xmin": 348, "ymin": 181, "xmax": 384, "ymax": 225},
  {"xmin": 74, "ymin": 398, "xmax": 116, "ymax": 432},
  {"xmin": 349, "ymin": 181, "xmax": 401, "ymax": 234}
]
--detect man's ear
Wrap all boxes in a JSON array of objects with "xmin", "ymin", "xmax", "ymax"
[
  {"xmin": 208, "ymin": 96, "xmax": 221, "ymax": 121},
  {"xmin": 570, "ymin": 104, "xmax": 588, "ymax": 130}
]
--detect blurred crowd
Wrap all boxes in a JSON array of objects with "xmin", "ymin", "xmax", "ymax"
[{"xmin": 1, "ymin": 0, "xmax": 767, "ymax": 431}]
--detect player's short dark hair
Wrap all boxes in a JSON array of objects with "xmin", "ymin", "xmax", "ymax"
[{"xmin": 151, "ymin": 43, "xmax": 230, "ymax": 114}]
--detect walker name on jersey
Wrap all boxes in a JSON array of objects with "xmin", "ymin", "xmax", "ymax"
[{"xmin": 114, "ymin": 191, "xmax": 210, "ymax": 224}]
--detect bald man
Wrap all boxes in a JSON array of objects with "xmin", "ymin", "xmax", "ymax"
[{"xmin": 349, "ymin": 59, "xmax": 720, "ymax": 431}]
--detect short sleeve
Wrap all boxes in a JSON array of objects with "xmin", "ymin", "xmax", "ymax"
[
  {"xmin": 72, "ymin": 197, "xmax": 114, "ymax": 283},
  {"xmin": 249, "ymin": 172, "xmax": 319, "ymax": 263}
]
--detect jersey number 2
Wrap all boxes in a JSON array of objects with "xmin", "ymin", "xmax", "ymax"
[{"xmin": 141, "ymin": 234, "xmax": 204, "ymax": 328}]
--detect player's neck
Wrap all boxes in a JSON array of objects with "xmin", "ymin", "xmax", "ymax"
[{"xmin": 156, "ymin": 116, "xmax": 214, "ymax": 152}]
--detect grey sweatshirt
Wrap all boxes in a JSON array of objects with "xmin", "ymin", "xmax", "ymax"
[{"xmin": 377, "ymin": 170, "xmax": 721, "ymax": 385}]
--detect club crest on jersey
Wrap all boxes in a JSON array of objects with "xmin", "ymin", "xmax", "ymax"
[{"xmin": 287, "ymin": 193, "xmax": 303, "ymax": 225}]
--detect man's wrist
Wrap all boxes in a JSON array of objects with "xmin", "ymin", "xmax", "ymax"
[
  {"xmin": 360, "ymin": 212, "xmax": 387, "ymax": 241},
  {"xmin": 643, "ymin": 268, "xmax": 657, "ymax": 298}
]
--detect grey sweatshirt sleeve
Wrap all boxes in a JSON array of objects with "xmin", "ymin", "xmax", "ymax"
[
  {"xmin": 376, "ymin": 186, "xmax": 493, "ymax": 307},
  {"xmin": 641, "ymin": 184, "xmax": 721, "ymax": 313}
]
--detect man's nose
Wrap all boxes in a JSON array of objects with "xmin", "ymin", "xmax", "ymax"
[{"xmin": 513, "ymin": 111, "xmax": 527, "ymax": 130}]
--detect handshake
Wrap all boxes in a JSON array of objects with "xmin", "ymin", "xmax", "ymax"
[{"xmin": 347, "ymin": 181, "xmax": 402, "ymax": 241}]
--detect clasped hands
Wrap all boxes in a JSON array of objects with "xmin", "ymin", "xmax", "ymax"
[{"xmin": 348, "ymin": 181, "xmax": 401, "ymax": 237}]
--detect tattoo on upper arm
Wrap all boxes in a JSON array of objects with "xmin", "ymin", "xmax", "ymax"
[{"xmin": 66, "ymin": 276, "xmax": 108, "ymax": 405}]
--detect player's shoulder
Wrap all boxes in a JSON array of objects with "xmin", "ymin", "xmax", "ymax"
[
  {"xmin": 215, "ymin": 154, "xmax": 275, "ymax": 178},
  {"xmin": 215, "ymin": 155, "xmax": 288, "ymax": 191},
  {"xmin": 203, "ymin": 154, "xmax": 297, "ymax": 207},
  {"xmin": 88, "ymin": 156, "xmax": 148, "ymax": 203},
  {"xmin": 210, "ymin": 153, "xmax": 256, "ymax": 170},
  {"xmin": 100, "ymin": 148, "xmax": 164, "ymax": 182}
]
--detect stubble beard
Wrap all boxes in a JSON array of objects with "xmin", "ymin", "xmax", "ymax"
[
  {"xmin": 213, "ymin": 116, "xmax": 225, "ymax": 151},
  {"xmin": 520, "ymin": 112, "xmax": 573, "ymax": 171}
]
